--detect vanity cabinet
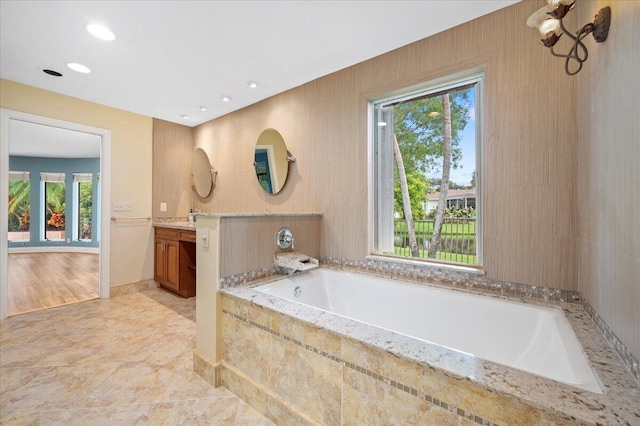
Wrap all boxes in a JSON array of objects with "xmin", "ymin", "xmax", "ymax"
[{"xmin": 154, "ymin": 227, "xmax": 196, "ymax": 298}]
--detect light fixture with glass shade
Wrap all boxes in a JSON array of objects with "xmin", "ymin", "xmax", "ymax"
[{"xmin": 527, "ymin": 1, "xmax": 611, "ymax": 75}]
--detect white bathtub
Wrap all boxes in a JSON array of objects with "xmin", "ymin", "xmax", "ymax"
[{"xmin": 255, "ymin": 267, "xmax": 602, "ymax": 394}]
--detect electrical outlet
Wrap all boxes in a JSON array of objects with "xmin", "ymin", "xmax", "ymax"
[
  {"xmin": 66, "ymin": 238, "xmax": 71, "ymax": 243},
  {"xmin": 160, "ymin": 202, "xmax": 167, "ymax": 212}
]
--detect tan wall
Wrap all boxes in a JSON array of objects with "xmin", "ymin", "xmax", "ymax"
[
  {"xmin": 219, "ymin": 215, "xmax": 321, "ymax": 278},
  {"xmin": 1, "ymin": 79, "xmax": 154, "ymax": 287},
  {"xmin": 577, "ymin": 1, "xmax": 640, "ymax": 360},
  {"xmin": 181, "ymin": 0, "xmax": 579, "ymax": 290},
  {"xmin": 152, "ymin": 119, "xmax": 194, "ymax": 218}
]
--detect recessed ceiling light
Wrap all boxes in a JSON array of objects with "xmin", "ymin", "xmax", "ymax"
[
  {"xmin": 221, "ymin": 96, "xmax": 231, "ymax": 102},
  {"xmin": 87, "ymin": 24, "xmax": 115, "ymax": 41},
  {"xmin": 67, "ymin": 63, "xmax": 91, "ymax": 73},
  {"xmin": 247, "ymin": 81, "xmax": 258, "ymax": 89},
  {"xmin": 199, "ymin": 106, "xmax": 208, "ymax": 111},
  {"xmin": 43, "ymin": 69, "xmax": 63, "ymax": 77},
  {"xmin": 179, "ymin": 114, "xmax": 191, "ymax": 119}
]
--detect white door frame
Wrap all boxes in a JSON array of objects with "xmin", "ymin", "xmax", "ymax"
[{"xmin": 0, "ymin": 109, "xmax": 111, "ymax": 320}]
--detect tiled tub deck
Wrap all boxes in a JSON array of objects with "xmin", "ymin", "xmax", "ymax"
[{"xmin": 214, "ymin": 269, "xmax": 640, "ymax": 426}]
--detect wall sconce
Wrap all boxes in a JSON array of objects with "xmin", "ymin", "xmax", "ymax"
[{"xmin": 527, "ymin": 1, "xmax": 611, "ymax": 75}]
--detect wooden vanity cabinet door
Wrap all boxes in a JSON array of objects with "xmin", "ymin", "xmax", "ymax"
[
  {"xmin": 154, "ymin": 228, "xmax": 196, "ymax": 297},
  {"xmin": 154, "ymin": 238, "xmax": 167, "ymax": 284},
  {"xmin": 164, "ymin": 239, "xmax": 180, "ymax": 292}
]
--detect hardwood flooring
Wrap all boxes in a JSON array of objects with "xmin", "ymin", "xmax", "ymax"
[{"xmin": 8, "ymin": 252, "xmax": 99, "ymax": 316}]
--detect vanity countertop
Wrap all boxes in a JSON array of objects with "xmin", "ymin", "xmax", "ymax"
[
  {"xmin": 196, "ymin": 212, "xmax": 323, "ymax": 218},
  {"xmin": 153, "ymin": 221, "xmax": 196, "ymax": 231}
]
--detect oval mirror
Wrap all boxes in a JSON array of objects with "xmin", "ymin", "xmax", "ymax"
[
  {"xmin": 254, "ymin": 128, "xmax": 291, "ymax": 194},
  {"xmin": 192, "ymin": 148, "xmax": 214, "ymax": 197}
]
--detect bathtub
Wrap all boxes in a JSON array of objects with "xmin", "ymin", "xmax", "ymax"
[{"xmin": 255, "ymin": 267, "xmax": 602, "ymax": 394}]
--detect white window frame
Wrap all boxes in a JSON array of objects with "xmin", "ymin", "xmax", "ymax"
[
  {"xmin": 368, "ymin": 68, "xmax": 484, "ymax": 267},
  {"xmin": 40, "ymin": 172, "xmax": 66, "ymax": 242}
]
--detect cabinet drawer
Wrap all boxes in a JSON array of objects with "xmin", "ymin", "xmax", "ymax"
[
  {"xmin": 179, "ymin": 230, "xmax": 196, "ymax": 242},
  {"xmin": 155, "ymin": 227, "xmax": 180, "ymax": 240}
]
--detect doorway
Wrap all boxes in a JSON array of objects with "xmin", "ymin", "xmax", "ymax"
[{"xmin": 1, "ymin": 109, "xmax": 111, "ymax": 320}]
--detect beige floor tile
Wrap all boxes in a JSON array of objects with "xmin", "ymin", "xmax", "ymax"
[{"xmin": 0, "ymin": 288, "xmax": 272, "ymax": 425}]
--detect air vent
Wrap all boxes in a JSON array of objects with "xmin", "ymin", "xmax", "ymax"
[{"xmin": 43, "ymin": 69, "xmax": 63, "ymax": 77}]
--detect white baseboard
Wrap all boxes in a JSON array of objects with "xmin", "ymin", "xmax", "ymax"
[{"xmin": 8, "ymin": 246, "xmax": 100, "ymax": 254}]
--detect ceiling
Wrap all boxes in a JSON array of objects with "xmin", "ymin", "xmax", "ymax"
[
  {"xmin": 3, "ymin": 1, "xmax": 519, "ymax": 158},
  {"xmin": 1, "ymin": 0, "xmax": 519, "ymax": 130},
  {"xmin": 9, "ymin": 120, "xmax": 101, "ymax": 158}
]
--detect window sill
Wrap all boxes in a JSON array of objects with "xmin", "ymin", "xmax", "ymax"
[{"xmin": 366, "ymin": 254, "xmax": 485, "ymax": 275}]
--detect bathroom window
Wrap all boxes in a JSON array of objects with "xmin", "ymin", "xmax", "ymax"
[
  {"xmin": 8, "ymin": 171, "xmax": 31, "ymax": 242},
  {"xmin": 73, "ymin": 173, "xmax": 93, "ymax": 241},
  {"xmin": 41, "ymin": 172, "xmax": 66, "ymax": 241},
  {"xmin": 372, "ymin": 70, "xmax": 483, "ymax": 266}
]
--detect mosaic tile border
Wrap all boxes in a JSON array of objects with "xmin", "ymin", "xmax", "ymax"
[
  {"xmin": 221, "ymin": 266, "xmax": 317, "ymax": 288},
  {"xmin": 223, "ymin": 308, "xmax": 501, "ymax": 426},
  {"xmin": 220, "ymin": 267, "xmax": 277, "ymax": 288},
  {"xmin": 320, "ymin": 256, "xmax": 581, "ymax": 303},
  {"xmin": 582, "ymin": 299, "xmax": 640, "ymax": 384}
]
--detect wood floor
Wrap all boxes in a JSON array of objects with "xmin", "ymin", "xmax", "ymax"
[{"xmin": 8, "ymin": 252, "xmax": 99, "ymax": 316}]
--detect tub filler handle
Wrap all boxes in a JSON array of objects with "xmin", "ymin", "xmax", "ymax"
[{"xmin": 276, "ymin": 227, "xmax": 294, "ymax": 250}]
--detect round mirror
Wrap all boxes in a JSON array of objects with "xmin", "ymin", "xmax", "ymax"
[
  {"xmin": 192, "ymin": 148, "xmax": 214, "ymax": 197},
  {"xmin": 254, "ymin": 128, "xmax": 291, "ymax": 194}
]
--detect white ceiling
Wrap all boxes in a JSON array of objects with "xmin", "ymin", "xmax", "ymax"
[
  {"xmin": 3, "ymin": 1, "xmax": 519, "ymax": 158},
  {"xmin": 9, "ymin": 120, "xmax": 101, "ymax": 158},
  {"xmin": 1, "ymin": 0, "xmax": 519, "ymax": 130}
]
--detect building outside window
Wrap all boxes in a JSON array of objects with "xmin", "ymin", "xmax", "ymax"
[
  {"xmin": 41, "ymin": 172, "xmax": 66, "ymax": 241},
  {"xmin": 73, "ymin": 173, "xmax": 93, "ymax": 241},
  {"xmin": 372, "ymin": 70, "xmax": 483, "ymax": 266},
  {"xmin": 8, "ymin": 171, "xmax": 30, "ymax": 242}
]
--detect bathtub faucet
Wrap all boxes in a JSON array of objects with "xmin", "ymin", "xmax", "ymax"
[{"xmin": 274, "ymin": 252, "xmax": 319, "ymax": 275}]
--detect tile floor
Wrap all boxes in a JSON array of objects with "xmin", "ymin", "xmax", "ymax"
[{"xmin": 0, "ymin": 287, "xmax": 274, "ymax": 425}]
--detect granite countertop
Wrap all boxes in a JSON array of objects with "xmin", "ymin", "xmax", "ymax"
[
  {"xmin": 154, "ymin": 212, "xmax": 322, "ymax": 229},
  {"xmin": 223, "ymin": 268, "xmax": 640, "ymax": 425},
  {"xmin": 153, "ymin": 221, "xmax": 196, "ymax": 231},
  {"xmin": 196, "ymin": 212, "xmax": 323, "ymax": 218}
]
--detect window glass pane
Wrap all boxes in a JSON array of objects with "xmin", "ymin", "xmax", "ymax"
[
  {"xmin": 8, "ymin": 172, "xmax": 30, "ymax": 242},
  {"xmin": 78, "ymin": 180, "xmax": 92, "ymax": 241},
  {"xmin": 45, "ymin": 181, "xmax": 66, "ymax": 241},
  {"xmin": 374, "ymin": 76, "xmax": 481, "ymax": 266}
]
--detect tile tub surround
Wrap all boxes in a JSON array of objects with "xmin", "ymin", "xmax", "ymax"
[
  {"xmin": 322, "ymin": 256, "xmax": 581, "ymax": 303},
  {"xmin": 219, "ymin": 256, "xmax": 581, "ymax": 301},
  {"xmin": 582, "ymin": 299, "xmax": 640, "ymax": 385},
  {"xmin": 322, "ymin": 256, "xmax": 640, "ymax": 386},
  {"xmin": 0, "ymin": 287, "xmax": 274, "ymax": 425},
  {"xmin": 219, "ymin": 256, "xmax": 639, "ymax": 389},
  {"xmin": 219, "ymin": 278, "xmax": 640, "ymax": 425}
]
